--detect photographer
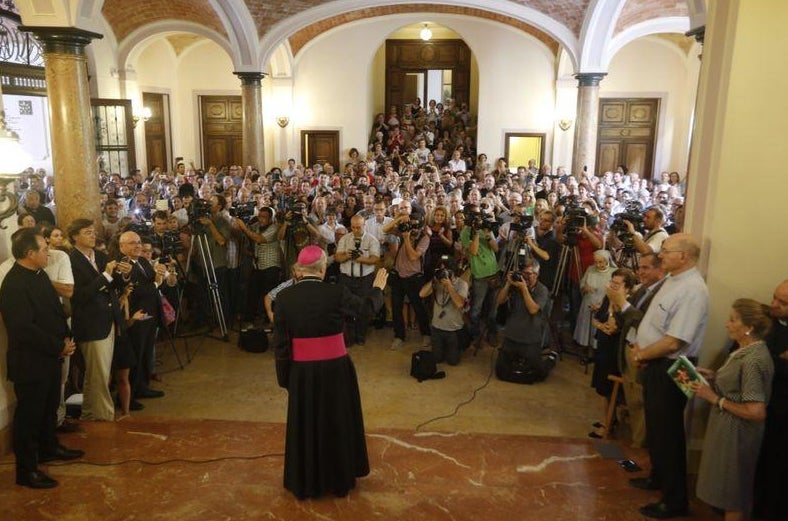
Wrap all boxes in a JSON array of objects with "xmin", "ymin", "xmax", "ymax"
[
  {"xmin": 236, "ymin": 206, "xmax": 282, "ymax": 327},
  {"xmin": 620, "ymin": 206, "xmax": 668, "ymax": 255},
  {"xmin": 495, "ymin": 258, "xmax": 556, "ymax": 383},
  {"xmin": 460, "ymin": 203, "xmax": 500, "ymax": 348},
  {"xmin": 335, "ymin": 215, "xmax": 380, "ymax": 345},
  {"xmin": 497, "ymin": 204, "xmax": 548, "ymax": 273},
  {"xmin": 383, "ymin": 200, "xmax": 431, "ymax": 350},
  {"xmin": 419, "ymin": 256, "xmax": 469, "ymax": 366},
  {"xmin": 277, "ymin": 199, "xmax": 320, "ymax": 270}
]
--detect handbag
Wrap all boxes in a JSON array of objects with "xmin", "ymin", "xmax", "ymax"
[{"xmin": 159, "ymin": 293, "xmax": 176, "ymax": 326}]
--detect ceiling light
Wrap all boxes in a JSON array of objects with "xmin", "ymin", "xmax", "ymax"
[{"xmin": 420, "ymin": 24, "xmax": 432, "ymax": 41}]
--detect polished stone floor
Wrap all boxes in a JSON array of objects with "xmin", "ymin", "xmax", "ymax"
[{"xmin": 0, "ymin": 328, "xmax": 720, "ymax": 520}]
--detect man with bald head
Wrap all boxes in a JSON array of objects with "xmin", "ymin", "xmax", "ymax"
[
  {"xmin": 628, "ymin": 233, "xmax": 709, "ymax": 519},
  {"xmin": 754, "ymin": 279, "xmax": 788, "ymax": 520},
  {"xmin": 335, "ymin": 215, "xmax": 380, "ymax": 345},
  {"xmin": 118, "ymin": 231, "xmax": 168, "ymax": 401}
]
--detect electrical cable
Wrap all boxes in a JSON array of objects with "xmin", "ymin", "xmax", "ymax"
[{"xmin": 414, "ymin": 341, "xmax": 497, "ymax": 432}]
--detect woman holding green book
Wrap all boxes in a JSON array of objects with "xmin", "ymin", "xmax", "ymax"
[{"xmin": 691, "ymin": 299, "xmax": 774, "ymax": 521}]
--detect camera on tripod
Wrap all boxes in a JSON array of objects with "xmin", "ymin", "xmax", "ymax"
[
  {"xmin": 610, "ymin": 201, "xmax": 645, "ymax": 250},
  {"xmin": 509, "ymin": 247, "xmax": 528, "ymax": 281},
  {"xmin": 560, "ymin": 195, "xmax": 587, "ymax": 246},
  {"xmin": 125, "ymin": 221, "xmax": 151, "ymax": 238},
  {"xmin": 509, "ymin": 212, "xmax": 534, "ymax": 233},
  {"xmin": 229, "ymin": 201, "xmax": 257, "ymax": 224}
]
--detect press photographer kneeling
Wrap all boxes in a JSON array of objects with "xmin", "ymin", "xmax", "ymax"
[
  {"xmin": 419, "ymin": 255, "xmax": 469, "ymax": 366},
  {"xmin": 495, "ymin": 258, "xmax": 557, "ymax": 384}
]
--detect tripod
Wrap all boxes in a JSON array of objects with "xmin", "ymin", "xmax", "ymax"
[
  {"xmin": 548, "ymin": 242, "xmax": 586, "ymax": 361},
  {"xmin": 616, "ymin": 247, "xmax": 639, "ymax": 272},
  {"xmin": 180, "ymin": 230, "xmax": 229, "ymax": 340}
]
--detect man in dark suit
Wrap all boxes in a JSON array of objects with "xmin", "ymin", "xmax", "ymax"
[
  {"xmin": 607, "ymin": 252, "xmax": 665, "ymax": 449},
  {"xmin": 118, "ymin": 231, "xmax": 166, "ymax": 400},
  {"xmin": 0, "ymin": 228, "xmax": 84, "ymax": 489},
  {"xmin": 68, "ymin": 218, "xmax": 123, "ymax": 420}
]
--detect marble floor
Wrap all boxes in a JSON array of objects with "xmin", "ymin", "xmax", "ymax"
[{"xmin": 1, "ymin": 328, "xmax": 720, "ymax": 520}]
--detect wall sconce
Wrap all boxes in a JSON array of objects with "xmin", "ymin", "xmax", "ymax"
[
  {"xmin": 132, "ymin": 106, "xmax": 152, "ymax": 127},
  {"xmin": 276, "ymin": 116, "xmax": 290, "ymax": 128},
  {"xmin": 420, "ymin": 24, "xmax": 432, "ymax": 41},
  {"xmin": 0, "ymin": 111, "xmax": 32, "ymax": 228},
  {"xmin": 558, "ymin": 118, "xmax": 573, "ymax": 131}
]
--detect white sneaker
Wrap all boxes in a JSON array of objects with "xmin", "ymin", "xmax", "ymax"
[
  {"xmin": 422, "ymin": 335, "xmax": 431, "ymax": 347},
  {"xmin": 390, "ymin": 338, "xmax": 404, "ymax": 350}
]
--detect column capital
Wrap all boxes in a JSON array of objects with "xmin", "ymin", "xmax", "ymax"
[
  {"xmin": 685, "ymin": 25, "xmax": 705, "ymax": 45},
  {"xmin": 19, "ymin": 26, "xmax": 103, "ymax": 55},
  {"xmin": 234, "ymin": 71, "xmax": 267, "ymax": 86},
  {"xmin": 574, "ymin": 72, "xmax": 607, "ymax": 87}
]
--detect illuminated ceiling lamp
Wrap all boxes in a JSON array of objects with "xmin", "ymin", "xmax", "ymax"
[{"xmin": 420, "ymin": 24, "xmax": 432, "ymax": 41}]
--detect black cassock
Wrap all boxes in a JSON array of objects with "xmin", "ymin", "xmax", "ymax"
[{"xmin": 273, "ymin": 275, "xmax": 383, "ymax": 499}]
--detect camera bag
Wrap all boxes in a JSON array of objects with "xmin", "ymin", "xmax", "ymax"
[{"xmin": 410, "ymin": 350, "xmax": 446, "ymax": 382}]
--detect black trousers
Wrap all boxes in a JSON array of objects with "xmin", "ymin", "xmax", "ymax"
[
  {"xmin": 244, "ymin": 266, "xmax": 281, "ymax": 322},
  {"xmin": 13, "ymin": 366, "xmax": 61, "ymax": 475},
  {"xmin": 339, "ymin": 273, "xmax": 374, "ymax": 342},
  {"xmin": 129, "ymin": 320, "xmax": 157, "ymax": 396},
  {"xmin": 390, "ymin": 273, "xmax": 430, "ymax": 340},
  {"xmin": 642, "ymin": 358, "xmax": 689, "ymax": 507}
]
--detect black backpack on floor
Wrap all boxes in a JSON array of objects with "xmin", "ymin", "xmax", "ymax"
[
  {"xmin": 238, "ymin": 328, "xmax": 269, "ymax": 353},
  {"xmin": 410, "ymin": 350, "xmax": 446, "ymax": 382}
]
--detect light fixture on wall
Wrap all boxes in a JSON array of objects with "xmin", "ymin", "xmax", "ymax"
[
  {"xmin": 420, "ymin": 24, "xmax": 432, "ymax": 41},
  {"xmin": 0, "ymin": 111, "xmax": 32, "ymax": 227},
  {"xmin": 276, "ymin": 116, "xmax": 290, "ymax": 128},
  {"xmin": 132, "ymin": 106, "xmax": 152, "ymax": 127},
  {"xmin": 558, "ymin": 118, "xmax": 574, "ymax": 131}
]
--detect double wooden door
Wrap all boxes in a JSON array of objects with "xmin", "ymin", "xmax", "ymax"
[
  {"xmin": 301, "ymin": 130, "xmax": 339, "ymax": 170},
  {"xmin": 596, "ymin": 98, "xmax": 659, "ymax": 179},
  {"xmin": 200, "ymin": 95, "xmax": 243, "ymax": 169}
]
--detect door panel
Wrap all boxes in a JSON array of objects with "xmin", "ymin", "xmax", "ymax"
[
  {"xmin": 301, "ymin": 130, "xmax": 339, "ymax": 170},
  {"xmin": 142, "ymin": 92, "xmax": 169, "ymax": 172},
  {"xmin": 596, "ymin": 98, "xmax": 659, "ymax": 179},
  {"xmin": 200, "ymin": 95, "xmax": 243, "ymax": 169}
]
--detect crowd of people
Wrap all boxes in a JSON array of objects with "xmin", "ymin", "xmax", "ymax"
[{"xmin": 0, "ymin": 98, "xmax": 783, "ymax": 520}]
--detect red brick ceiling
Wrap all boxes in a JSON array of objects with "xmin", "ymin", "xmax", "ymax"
[
  {"xmin": 615, "ymin": 0, "xmax": 689, "ymax": 35},
  {"xmin": 102, "ymin": 0, "xmax": 227, "ymax": 43}
]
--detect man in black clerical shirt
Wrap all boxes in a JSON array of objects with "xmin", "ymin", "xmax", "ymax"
[{"xmin": 0, "ymin": 228, "xmax": 84, "ymax": 489}]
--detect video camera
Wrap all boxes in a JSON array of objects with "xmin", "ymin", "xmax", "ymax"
[
  {"xmin": 560, "ymin": 195, "xmax": 587, "ymax": 247},
  {"xmin": 610, "ymin": 201, "xmax": 645, "ymax": 251},
  {"xmin": 463, "ymin": 205, "xmax": 499, "ymax": 236},
  {"xmin": 125, "ymin": 221, "xmax": 151, "ymax": 238},
  {"xmin": 229, "ymin": 201, "xmax": 257, "ymax": 224},
  {"xmin": 509, "ymin": 212, "xmax": 535, "ymax": 234}
]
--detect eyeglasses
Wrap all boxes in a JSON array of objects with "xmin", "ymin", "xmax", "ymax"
[{"xmin": 661, "ymin": 248, "xmax": 685, "ymax": 255}]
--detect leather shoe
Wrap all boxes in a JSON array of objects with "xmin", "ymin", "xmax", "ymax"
[
  {"xmin": 39, "ymin": 445, "xmax": 84, "ymax": 463},
  {"xmin": 639, "ymin": 502, "xmax": 689, "ymax": 519},
  {"xmin": 137, "ymin": 388, "xmax": 165, "ymax": 399},
  {"xmin": 629, "ymin": 477, "xmax": 661, "ymax": 490},
  {"xmin": 129, "ymin": 400, "xmax": 145, "ymax": 411},
  {"xmin": 16, "ymin": 470, "xmax": 58, "ymax": 489},
  {"xmin": 56, "ymin": 420, "xmax": 81, "ymax": 433}
]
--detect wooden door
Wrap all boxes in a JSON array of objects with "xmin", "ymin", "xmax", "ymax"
[
  {"xmin": 142, "ymin": 92, "xmax": 169, "ymax": 173},
  {"xmin": 301, "ymin": 130, "xmax": 339, "ymax": 170},
  {"xmin": 200, "ymin": 95, "xmax": 243, "ymax": 169},
  {"xmin": 596, "ymin": 98, "xmax": 659, "ymax": 179}
]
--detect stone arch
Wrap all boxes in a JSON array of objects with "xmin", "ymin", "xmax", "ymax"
[
  {"xmin": 258, "ymin": 0, "xmax": 579, "ymax": 72},
  {"xmin": 603, "ymin": 17, "xmax": 691, "ymax": 70},
  {"xmin": 117, "ymin": 20, "xmax": 232, "ymax": 73}
]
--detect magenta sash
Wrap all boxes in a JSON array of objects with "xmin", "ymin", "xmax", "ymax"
[{"xmin": 291, "ymin": 333, "xmax": 347, "ymax": 361}]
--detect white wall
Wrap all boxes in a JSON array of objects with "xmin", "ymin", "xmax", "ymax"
[
  {"xmin": 601, "ymin": 36, "xmax": 700, "ymax": 178},
  {"xmin": 291, "ymin": 15, "xmax": 556, "ymax": 164},
  {"xmin": 135, "ymin": 38, "xmax": 238, "ymax": 169}
]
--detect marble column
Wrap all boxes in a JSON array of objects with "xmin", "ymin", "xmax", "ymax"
[
  {"xmin": 234, "ymin": 72, "xmax": 266, "ymax": 171},
  {"xmin": 571, "ymin": 72, "xmax": 606, "ymax": 177},
  {"xmin": 21, "ymin": 26, "xmax": 103, "ymax": 229}
]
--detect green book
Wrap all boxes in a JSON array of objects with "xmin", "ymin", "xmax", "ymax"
[{"xmin": 667, "ymin": 355, "xmax": 708, "ymax": 398}]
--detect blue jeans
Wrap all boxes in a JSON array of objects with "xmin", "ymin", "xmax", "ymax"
[{"xmin": 469, "ymin": 276, "xmax": 498, "ymax": 338}]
